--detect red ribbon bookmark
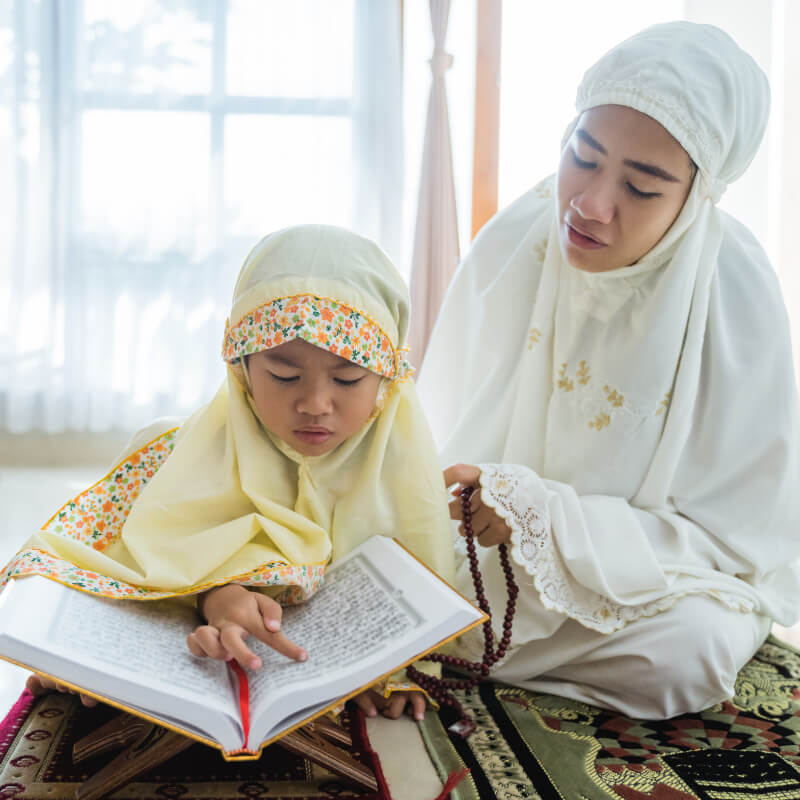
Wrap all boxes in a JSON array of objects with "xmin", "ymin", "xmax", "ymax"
[
  {"xmin": 431, "ymin": 768, "xmax": 470, "ymax": 799},
  {"xmin": 229, "ymin": 661, "xmax": 251, "ymax": 744}
]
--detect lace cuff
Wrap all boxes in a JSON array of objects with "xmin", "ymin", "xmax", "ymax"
[{"xmin": 477, "ymin": 463, "xmax": 705, "ymax": 632}]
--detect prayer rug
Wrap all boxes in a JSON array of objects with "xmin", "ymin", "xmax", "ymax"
[
  {"xmin": 0, "ymin": 691, "xmax": 390, "ymax": 799},
  {"xmin": 418, "ymin": 634, "xmax": 800, "ymax": 799}
]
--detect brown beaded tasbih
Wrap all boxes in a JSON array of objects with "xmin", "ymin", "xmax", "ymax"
[{"xmin": 407, "ymin": 486, "xmax": 519, "ymax": 737}]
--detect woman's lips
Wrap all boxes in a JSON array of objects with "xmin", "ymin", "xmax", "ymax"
[
  {"xmin": 566, "ymin": 223, "xmax": 607, "ymax": 250},
  {"xmin": 294, "ymin": 428, "xmax": 332, "ymax": 445}
]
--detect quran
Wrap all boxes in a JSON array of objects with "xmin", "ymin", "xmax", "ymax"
[{"xmin": 0, "ymin": 536, "xmax": 484, "ymax": 759}]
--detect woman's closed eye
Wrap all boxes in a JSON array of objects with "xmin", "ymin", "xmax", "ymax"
[
  {"xmin": 572, "ymin": 150, "xmax": 595, "ymax": 169},
  {"xmin": 626, "ymin": 182, "xmax": 661, "ymax": 199},
  {"xmin": 573, "ymin": 150, "xmax": 661, "ymax": 199}
]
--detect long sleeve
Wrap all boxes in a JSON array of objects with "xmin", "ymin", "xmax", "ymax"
[{"xmin": 477, "ymin": 462, "xmax": 772, "ymax": 633}]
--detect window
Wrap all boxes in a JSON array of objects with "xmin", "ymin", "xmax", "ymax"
[{"xmin": 0, "ymin": 0, "xmax": 402, "ymax": 432}]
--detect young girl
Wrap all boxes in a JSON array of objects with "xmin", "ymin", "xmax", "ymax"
[{"xmin": 10, "ymin": 224, "xmax": 455, "ymax": 720}]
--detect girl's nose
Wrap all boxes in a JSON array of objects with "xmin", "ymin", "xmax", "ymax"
[
  {"xmin": 570, "ymin": 180, "xmax": 615, "ymax": 225},
  {"xmin": 297, "ymin": 383, "xmax": 334, "ymax": 416}
]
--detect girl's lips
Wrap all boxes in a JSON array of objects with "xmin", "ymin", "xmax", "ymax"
[
  {"xmin": 566, "ymin": 223, "xmax": 607, "ymax": 250},
  {"xmin": 294, "ymin": 429, "xmax": 332, "ymax": 445}
]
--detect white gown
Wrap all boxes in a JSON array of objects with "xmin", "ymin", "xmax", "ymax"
[
  {"xmin": 419, "ymin": 22, "xmax": 800, "ymax": 718},
  {"xmin": 454, "ymin": 529, "xmax": 770, "ymax": 719}
]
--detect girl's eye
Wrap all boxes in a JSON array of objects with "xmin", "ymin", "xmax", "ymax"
[
  {"xmin": 334, "ymin": 377, "xmax": 364, "ymax": 387},
  {"xmin": 270, "ymin": 373, "xmax": 299, "ymax": 383},
  {"xmin": 572, "ymin": 150, "xmax": 595, "ymax": 169},
  {"xmin": 626, "ymin": 182, "xmax": 661, "ymax": 199}
]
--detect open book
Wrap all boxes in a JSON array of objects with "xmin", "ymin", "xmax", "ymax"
[{"xmin": 0, "ymin": 536, "xmax": 484, "ymax": 758}]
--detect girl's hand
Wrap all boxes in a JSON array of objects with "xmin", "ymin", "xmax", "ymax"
[
  {"xmin": 443, "ymin": 463, "xmax": 512, "ymax": 547},
  {"xmin": 353, "ymin": 689, "xmax": 427, "ymax": 722},
  {"xmin": 26, "ymin": 673, "xmax": 98, "ymax": 707},
  {"xmin": 186, "ymin": 584, "xmax": 308, "ymax": 670}
]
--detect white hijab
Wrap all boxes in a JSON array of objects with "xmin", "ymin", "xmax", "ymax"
[{"xmin": 419, "ymin": 22, "xmax": 800, "ymax": 629}]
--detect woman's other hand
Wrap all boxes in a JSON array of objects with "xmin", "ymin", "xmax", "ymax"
[
  {"xmin": 443, "ymin": 463, "xmax": 512, "ymax": 547},
  {"xmin": 353, "ymin": 689, "xmax": 427, "ymax": 722},
  {"xmin": 26, "ymin": 673, "xmax": 98, "ymax": 707},
  {"xmin": 186, "ymin": 584, "xmax": 308, "ymax": 670}
]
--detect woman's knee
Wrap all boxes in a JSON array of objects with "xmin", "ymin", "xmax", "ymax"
[
  {"xmin": 611, "ymin": 596, "xmax": 768, "ymax": 717},
  {"xmin": 539, "ymin": 595, "xmax": 769, "ymax": 719}
]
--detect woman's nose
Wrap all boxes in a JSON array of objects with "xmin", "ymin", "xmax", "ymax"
[{"xmin": 570, "ymin": 180, "xmax": 615, "ymax": 225}]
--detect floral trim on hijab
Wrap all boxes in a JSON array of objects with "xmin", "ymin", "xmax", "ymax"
[
  {"xmin": 41, "ymin": 428, "xmax": 180, "ymax": 551},
  {"xmin": 222, "ymin": 294, "xmax": 412, "ymax": 380},
  {"xmin": 2, "ymin": 547, "xmax": 325, "ymax": 603},
  {"xmin": 0, "ymin": 429, "xmax": 325, "ymax": 602}
]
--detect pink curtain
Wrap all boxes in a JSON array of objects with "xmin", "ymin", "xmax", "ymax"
[{"xmin": 407, "ymin": 0, "xmax": 460, "ymax": 369}]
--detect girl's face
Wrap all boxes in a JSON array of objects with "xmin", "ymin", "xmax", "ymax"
[
  {"xmin": 556, "ymin": 104, "xmax": 695, "ymax": 272},
  {"xmin": 247, "ymin": 338, "xmax": 382, "ymax": 456}
]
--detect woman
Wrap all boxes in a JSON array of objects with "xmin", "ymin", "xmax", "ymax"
[{"xmin": 419, "ymin": 21, "xmax": 800, "ymax": 719}]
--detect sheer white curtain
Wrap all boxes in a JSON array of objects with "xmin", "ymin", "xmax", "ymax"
[
  {"xmin": 407, "ymin": 0, "xmax": 459, "ymax": 369},
  {"xmin": 0, "ymin": 0, "xmax": 402, "ymax": 434}
]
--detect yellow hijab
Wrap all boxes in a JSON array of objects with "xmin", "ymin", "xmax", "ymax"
[{"xmin": 4, "ymin": 225, "xmax": 455, "ymax": 601}]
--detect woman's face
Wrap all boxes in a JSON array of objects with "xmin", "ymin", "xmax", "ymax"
[
  {"xmin": 247, "ymin": 338, "xmax": 382, "ymax": 456},
  {"xmin": 556, "ymin": 104, "xmax": 695, "ymax": 272}
]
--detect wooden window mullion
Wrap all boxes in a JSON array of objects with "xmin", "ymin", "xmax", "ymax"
[{"xmin": 470, "ymin": 0, "xmax": 502, "ymax": 240}]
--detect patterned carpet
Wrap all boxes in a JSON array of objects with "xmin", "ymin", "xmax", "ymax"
[
  {"xmin": 419, "ymin": 634, "xmax": 800, "ymax": 799},
  {"xmin": 7, "ymin": 636, "xmax": 800, "ymax": 799},
  {"xmin": 0, "ymin": 691, "xmax": 388, "ymax": 799}
]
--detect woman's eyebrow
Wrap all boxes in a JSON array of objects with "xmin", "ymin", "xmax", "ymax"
[
  {"xmin": 576, "ymin": 128, "xmax": 681, "ymax": 183},
  {"xmin": 576, "ymin": 128, "xmax": 607, "ymax": 154},
  {"xmin": 622, "ymin": 159, "xmax": 680, "ymax": 183}
]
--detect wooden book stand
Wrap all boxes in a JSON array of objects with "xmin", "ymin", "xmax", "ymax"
[{"xmin": 72, "ymin": 710, "xmax": 377, "ymax": 800}]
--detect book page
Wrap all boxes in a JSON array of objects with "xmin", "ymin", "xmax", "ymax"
[
  {"xmin": 247, "ymin": 554, "xmax": 419, "ymax": 707},
  {"xmin": 50, "ymin": 591, "xmax": 233, "ymax": 706}
]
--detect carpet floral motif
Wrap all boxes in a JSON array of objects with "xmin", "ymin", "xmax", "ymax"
[{"xmin": 420, "ymin": 635, "xmax": 800, "ymax": 799}]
